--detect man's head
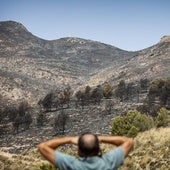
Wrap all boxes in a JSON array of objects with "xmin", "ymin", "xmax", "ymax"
[{"xmin": 78, "ymin": 133, "xmax": 100, "ymax": 157}]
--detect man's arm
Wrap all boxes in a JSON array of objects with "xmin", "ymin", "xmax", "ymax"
[
  {"xmin": 98, "ymin": 136, "xmax": 134, "ymax": 157},
  {"xmin": 38, "ymin": 136, "xmax": 78, "ymax": 164}
]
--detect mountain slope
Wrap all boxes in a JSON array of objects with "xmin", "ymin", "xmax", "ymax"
[
  {"xmin": 0, "ymin": 21, "xmax": 136, "ymax": 103},
  {"xmin": 0, "ymin": 21, "xmax": 170, "ymax": 104}
]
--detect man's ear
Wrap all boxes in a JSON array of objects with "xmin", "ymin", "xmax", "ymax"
[
  {"xmin": 78, "ymin": 147, "xmax": 81, "ymax": 156},
  {"xmin": 98, "ymin": 147, "xmax": 102, "ymax": 157}
]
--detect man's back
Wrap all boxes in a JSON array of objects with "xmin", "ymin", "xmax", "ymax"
[
  {"xmin": 38, "ymin": 134, "xmax": 134, "ymax": 170},
  {"xmin": 55, "ymin": 147, "xmax": 124, "ymax": 170}
]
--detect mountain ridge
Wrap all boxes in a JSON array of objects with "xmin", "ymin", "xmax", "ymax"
[
  {"xmin": 0, "ymin": 20, "xmax": 135, "ymax": 51},
  {"xmin": 0, "ymin": 21, "xmax": 170, "ymax": 104},
  {"xmin": 0, "ymin": 21, "xmax": 170, "ymax": 170}
]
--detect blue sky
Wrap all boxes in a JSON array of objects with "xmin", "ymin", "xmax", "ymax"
[{"xmin": 1, "ymin": 0, "xmax": 170, "ymax": 51}]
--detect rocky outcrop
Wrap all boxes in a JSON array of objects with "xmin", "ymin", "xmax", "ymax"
[{"xmin": 160, "ymin": 35, "xmax": 170, "ymax": 43}]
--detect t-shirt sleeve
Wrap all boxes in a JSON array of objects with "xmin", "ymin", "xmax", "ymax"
[
  {"xmin": 103, "ymin": 146, "xmax": 124, "ymax": 169},
  {"xmin": 54, "ymin": 151, "xmax": 76, "ymax": 170}
]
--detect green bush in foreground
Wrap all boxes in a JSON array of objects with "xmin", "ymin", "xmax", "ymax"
[
  {"xmin": 111, "ymin": 108, "xmax": 170, "ymax": 137},
  {"xmin": 111, "ymin": 110, "xmax": 154, "ymax": 137},
  {"xmin": 156, "ymin": 107, "xmax": 170, "ymax": 127}
]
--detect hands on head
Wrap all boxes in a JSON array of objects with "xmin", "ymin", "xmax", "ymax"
[{"xmin": 38, "ymin": 134, "xmax": 134, "ymax": 165}]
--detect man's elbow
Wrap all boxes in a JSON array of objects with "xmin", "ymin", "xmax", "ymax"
[
  {"xmin": 37, "ymin": 142, "xmax": 55, "ymax": 165},
  {"xmin": 122, "ymin": 138, "xmax": 134, "ymax": 157},
  {"xmin": 128, "ymin": 138, "xmax": 134, "ymax": 149},
  {"xmin": 128, "ymin": 138, "xmax": 134, "ymax": 147},
  {"xmin": 38, "ymin": 142, "xmax": 46, "ymax": 152}
]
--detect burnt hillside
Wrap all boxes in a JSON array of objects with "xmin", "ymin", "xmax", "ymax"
[{"xmin": 0, "ymin": 21, "xmax": 170, "ymax": 104}]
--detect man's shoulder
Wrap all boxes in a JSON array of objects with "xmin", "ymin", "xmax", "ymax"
[
  {"xmin": 102, "ymin": 147, "xmax": 124, "ymax": 167},
  {"xmin": 55, "ymin": 148, "xmax": 124, "ymax": 170},
  {"xmin": 103, "ymin": 146, "xmax": 124, "ymax": 158}
]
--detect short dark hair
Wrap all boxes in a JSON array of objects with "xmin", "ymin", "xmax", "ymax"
[{"xmin": 78, "ymin": 133, "xmax": 100, "ymax": 157}]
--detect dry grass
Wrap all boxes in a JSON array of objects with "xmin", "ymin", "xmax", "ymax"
[
  {"xmin": 0, "ymin": 127, "xmax": 169, "ymax": 170},
  {"xmin": 120, "ymin": 127, "xmax": 170, "ymax": 170}
]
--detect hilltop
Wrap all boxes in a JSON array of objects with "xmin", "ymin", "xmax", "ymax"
[{"xmin": 0, "ymin": 21, "xmax": 135, "ymax": 104}]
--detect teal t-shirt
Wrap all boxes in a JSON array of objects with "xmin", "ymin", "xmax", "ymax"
[{"xmin": 54, "ymin": 147, "xmax": 124, "ymax": 170}]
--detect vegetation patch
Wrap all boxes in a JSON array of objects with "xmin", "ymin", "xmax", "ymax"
[
  {"xmin": 111, "ymin": 108, "xmax": 170, "ymax": 137},
  {"xmin": 120, "ymin": 127, "xmax": 170, "ymax": 170},
  {"xmin": 111, "ymin": 110, "xmax": 154, "ymax": 137},
  {"xmin": 0, "ymin": 127, "xmax": 169, "ymax": 170}
]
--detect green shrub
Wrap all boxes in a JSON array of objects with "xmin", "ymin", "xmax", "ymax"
[
  {"xmin": 103, "ymin": 83, "xmax": 113, "ymax": 98},
  {"xmin": 111, "ymin": 110, "xmax": 154, "ymax": 137},
  {"xmin": 156, "ymin": 107, "xmax": 170, "ymax": 127},
  {"xmin": 127, "ymin": 126, "xmax": 139, "ymax": 138},
  {"xmin": 126, "ymin": 110, "xmax": 154, "ymax": 131},
  {"xmin": 149, "ymin": 78, "xmax": 165, "ymax": 93},
  {"xmin": 111, "ymin": 116, "xmax": 131, "ymax": 136}
]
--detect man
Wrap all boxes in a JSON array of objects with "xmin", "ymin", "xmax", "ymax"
[{"xmin": 38, "ymin": 133, "xmax": 134, "ymax": 170}]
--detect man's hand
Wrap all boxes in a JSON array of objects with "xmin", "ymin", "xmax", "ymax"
[
  {"xmin": 38, "ymin": 136, "xmax": 79, "ymax": 164},
  {"xmin": 70, "ymin": 136, "xmax": 79, "ymax": 145},
  {"xmin": 98, "ymin": 135, "xmax": 134, "ymax": 157}
]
